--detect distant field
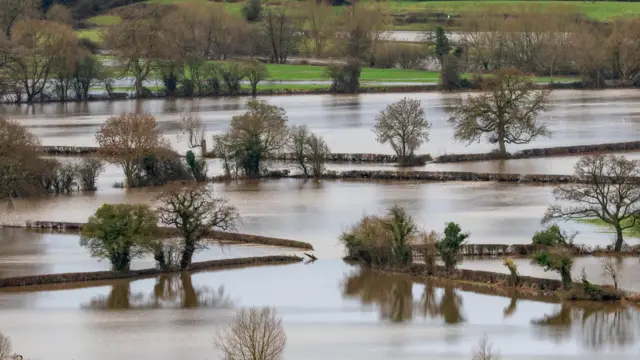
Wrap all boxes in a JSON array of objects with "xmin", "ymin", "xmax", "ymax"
[
  {"xmin": 86, "ymin": 15, "xmax": 121, "ymax": 26},
  {"xmin": 75, "ymin": 29, "xmax": 102, "ymax": 42}
]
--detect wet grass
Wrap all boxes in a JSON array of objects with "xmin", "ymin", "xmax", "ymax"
[
  {"xmin": 86, "ymin": 15, "xmax": 121, "ymax": 26},
  {"xmin": 75, "ymin": 29, "xmax": 102, "ymax": 43},
  {"xmin": 577, "ymin": 218, "xmax": 640, "ymax": 237}
]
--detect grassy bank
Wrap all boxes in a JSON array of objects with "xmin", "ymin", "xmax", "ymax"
[{"xmin": 578, "ymin": 218, "xmax": 640, "ymax": 238}]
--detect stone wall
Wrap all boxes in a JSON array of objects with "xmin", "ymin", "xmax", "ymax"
[
  {"xmin": 315, "ymin": 170, "xmax": 581, "ymax": 183},
  {"xmin": 39, "ymin": 146, "xmax": 98, "ymax": 155},
  {"xmin": 0, "ymin": 221, "xmax": 314, "ymax": 250},
  {"xmin": 0, "ymin": 256, "xmax": 302, "ymax": 288},
  {"xmin": 435, "ymin": 141, "xmax": 640, "ymax": 163}
]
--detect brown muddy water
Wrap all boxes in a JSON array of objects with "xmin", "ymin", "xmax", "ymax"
[
  {"xmin": 1, "ymin": 261, "xmax": 639, "ymax": 360},
  {"xmin": 3, "ymin": 89, "xmax": 640, "ymax": 156}
]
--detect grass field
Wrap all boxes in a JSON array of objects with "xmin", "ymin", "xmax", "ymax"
[
  {"xmin": 86, "ymin": 15, "xmax": 121, "ymax": 26},
  {"xmin": 75, "ymin": 29, "xmax": 102, "ymax": 42},
  {"xmin": 578, "ymin": 218, "xmax": 640, "ymax": 237}
]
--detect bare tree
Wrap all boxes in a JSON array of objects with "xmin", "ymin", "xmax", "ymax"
[
  {"xmin": 104, "ymin": 14, "xmax": 163, "ymax": 97},
  {"xmin": 608, "ymin": 19, "xmax": 640, "ymax": 85},
  {"xmin": 448, "ymin": 69, "xmax": 551, "ymax": 157},
  {"xmin": 300, "ymin": 0, "xmax": 335, "ymax": 57},
  {"xmin": 5, "ymin": 19, "xmax": 80, "ymax": 102},
  {"xmin": 95, "ymin": 114, "xmax": 170, "ymax": 187},
  {"xmin": 215, "ymin": 307, "xmax": 286, "ymax": 360},
  {"xmin": 569, "ymin": 23, "xmax": 609, "ymax": 88},
  {"xmin": 0, "ymin": 330, "xmax": 11, "ymax": 360},
  {"xmin": 179, "ymin": 112, "xmax": 205, "ymax": 150},
  {"xmin": 337, "ymin": 3, "xmax": 388, "ymax": 61},
  {"xmin": 472, "ymin": 334, "xmax": 500, "ymax": 360},
  {"xmin": 544, "ymin": 155, "xmax": 640, "ymax": 252},
  {"xmin": 288, "ymin": 125, "xmax": 329, "ymax": 178},
  {"xmin": 373, "ymin": 97, "xmax": 431, "ymax": 166},
  {"xmin": 0, "ymin": 0, "xmax": 38, "ymax": 38},
  {"xmin": 221, "ymin": 100, "xmax": 289, "ymax": 177},
  {"xmin": 601, "ymin": 257, "xmax": 622, "ymax": 290},
  {"xmin": 261, "ymin": 8, "xmax": 300, "ymax": 64},
  {"xmin": 156, "ymin": 186, "xmax": 239, "ymax": 270},
  {"xmin": 45, "ymin": 4, "xmax": 72, "ymax": 24}
]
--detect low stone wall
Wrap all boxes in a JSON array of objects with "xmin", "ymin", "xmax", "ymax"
[
  {"xmin": 39, "ymin": 146, "xmax": 98, "ymax": 155},
  {"xmin": 0, "ymin": 255, "xmax": 302, "ymax": 288},
  {"xmin": 0, "ymin": 221, "xmax": 314, "ymax": 250},
  {"xmin": 402, "ymin": 263, "xmax": 569, "ymax": 293},
  {"xmin": 315, "ymin": 170, "xmax": 580, "ymax": 183},
  {"xmin": 435, "ymin": 141, "xmax": 640, "ymax": 163}
]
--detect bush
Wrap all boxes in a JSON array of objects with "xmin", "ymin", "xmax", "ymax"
[
  {"xmin": 503, "ymin": 257, "xmax": 520, "ymax": 286},
  {"xmin": 52, "ymin": 163, "xmax": 78, "ymax": 194},
  {"xmin": 532, "ymin": 248, "xmax": 574, "ymax": 288},
  {"xmin": 186, "ymin": 150, "xmax": 207, "ymax": 182},
  {"xmin": 340, "ymin": 205, "xmax": 417, "ymax": 267},
  {"xmin": 564, "ymin": 269, "xmax": 624, "ymax": 301},
  {"xmin": 220, "ymin": 62, "xmax": 246, "ymax": 95},
  {"xmin": 370, "ymin": 43, "xmax": 400, "ymax": 68},
  {"xmin": 532, "ymin": 224, "xmax": 576, "ymax": 247},
  {"xmin": 328, "ymin": 60, "xmax": 361, "ymax": 93},
  {"xmin": 153, "ymin": 242, "xmax": 183, "ymax": 271},
  {"xmin": 134, "ymin": 151, "xmax": 192, "ymax": 187},
  {"xmin": 396, "ymin": 44, "xmax": 425, "ymax": 69},
  {"xmin": 436, "ymin": 222, "xmax": 469, "ymax": 270},
  {"xmin": 421, "ymin": 230, "xmax": 438, "ymax": 275},
  {"xmin": 242, "ymin": 0, "xmax": 262, "ymax": 22},
  {"xmin": 441, "ymin": 53, "xmax": 461, "ymax": 90},
  {"xmin": 81, "ymin": 203, "xmax": 158, "ymax": 271},
  {"xmin": 78, "ymin": 157, "xmax": 105, "ymax": 191}
]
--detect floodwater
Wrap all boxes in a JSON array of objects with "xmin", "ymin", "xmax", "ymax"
[
  {"xmin": 0, "ymin": 261, "xmax": 639, "ymax": 360},
  {"xmin": 3, "ymin": 180, "xmax": 631, "ymax": 259},
  {"xmin": 3, "ymin": 89, "xmax": 640, "ymax": 156}
]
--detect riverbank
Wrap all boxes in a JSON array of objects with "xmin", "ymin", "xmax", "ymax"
[
  {"xmin": 0, "ymin": 221, "xmax": 314, "ymax": 250},
  {"xmin": 0, "ymin": 255, "xmax": 303, "ymax": 289}
]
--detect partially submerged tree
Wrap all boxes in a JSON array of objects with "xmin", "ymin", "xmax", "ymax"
[
  {"xmin": 215, "ymin": 307, "xmax": 286, "ymax": 360},
  {"xmin": 73, "ymin": 56, "xmax": 104, "ymax": 101},
  {"xmin": 179, "ymin": 112, "xmax": 205, "ymax": 150},
  {"xmin": 156, "ymin": 187, "xmax": 239, "ymax": 270},
  {"xmin": 447, "ymin": 69, "xmax": 551, "ymax": 157},
  {"xmin": 532, "ymin": 247, "xmax": 573, "ymax": 288},
  {"xmin": 78, "ymin": 157, "xmax": 105, "ymax": 191},
  {"xmin": 601, "ymin": 257, "xmax": 622, "ymax": 290},
  {"xmin": 373, "ymin": 97, "xmax": 431, "ymax": 166},
  {"xmin": 81, "ymin": 204, "xmax": 159, "ymax": 272},
  {"xmin": 472, "ymin": 335, "xmax": 500, "ymax": 360},
  {"xmin": 95, "ymin": 114, "xmax": 170, "ymax": 187},
  {"xmin": 544, "ymin": 155, "xmax": 640, "ymax": 252},
  {"xmin": 0, "ymin": 330, "xmax": 11, "ymax": 360},
  {"xmin": 437, "ymin": 222, "xmax": 469, "ymax": 270},
  {"xmin": 288, "ymin": 125, "xmax": 330, "ymax": 178},
  {"xmin": 220, "ymin": 100, "xmax": 289, "ymax": 177}
]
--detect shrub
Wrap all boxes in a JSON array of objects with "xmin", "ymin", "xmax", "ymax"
[
  {"xmin": 563, "ymin": 269, "xmax": 624, "ymax": 301},
  {"xmin": 532, "ymin": 224, "xmax": 576, "ymax": 246},
  {"xmin": 81, "ymin": 203, "xmax": 158, "ymax": 271},
  {"xmin": 532, "ymin": 248, "xmax": 574, "ymax": 288},
  {"xmin": 436, "ymin": 222, "xmax": 469, "ymax": 270},
  {"xmin": 52, "ymin": 162, "xmax": 78, "ymax": 194},
  {"xmin": 220, "ymin": 62, "xmax": 246, "ymax": 95},
  {"xmin": 78, "ymin": 157, "xmax": 105, "ymax": 191},
  {"xmin": 340, "ymin": 205, "xmax": 417, "ymax": 267},
  {"xmin": 503, "ymin": 257, "xmax": 520, "ymax": 286},
  {"xmin": 396, "ymin": 44, "xmax": 425, "ymax": 69},
  {"xmin": 421, "ymin": 230, "xmax": 438, "ymax": 275},
  {"xmin": 153, "ymin": 241, "xmax": 183, "ymax": 271},
  {"xmin": 370, "ymin": 43, "xmax": 400, "ymax": 68},
  {"xmin": 328, "ymin": 60, "xmax": 361, "ymax": 93},
  {"xmin": 242, "ymin": 0, "xmax": 262, "ymax": 22},
  {"xmin": 186, "ymin": 150, "xmax": 208, "ymax": 182},
  {"xmin": 0, "ymin": 330, "xmax": 11, "ymax": 360},
  {"xmin": 441, "ymin": 53, "xmax": 461, "ymax": 90},
  {"xmin": 135, "ymin": 151, "xmax": 192, "ymax": 187}
]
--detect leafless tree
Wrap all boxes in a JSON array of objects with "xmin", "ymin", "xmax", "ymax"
[
  {"xmin": 472, "ymin": 334, "xmax": 500, "ymax": 360},
  {"xmin": 0, "ymin": 330, "xmax": 11, "ymax": 360},
  {"xmin": 179, "ymin": 112, "xmax": 205, "ymax": 150},
  {"xmin": 448, "ymin": 69, "xmax": 551, "ymax": 157},
  {"xmin": 373, "ymin": 97, "xmax": 431, "ymax": 166},
  {"xmin": 5, "ymin": 19, "xmax": 80, "ymax": 102},
  {"xmin": 261, "ymin": 8, "xmax": 300, "ymax": 64},
  {"xmin": 300, "ymin": 0, "xmax": 335, "ymax": 57},
  {"xmin": 45, "ymin": 4, "xmax": 72, "ymax": 24},
  {"xmin": 0, "ymin": 0, "xmax": 38, "ymax": 38},
  {"xmin": 95, "ymin": 114, "xmax": 170, "ymax": 187},
  {"xmin": 288, "ymin": 125, "xmax": 329, "ymax": 178},
  {"xmin": 156, "ymin": 186, "xmax": 239, "ymax": 270},
  {"xmin": 215, "ymin": 307, "xmax": 286, "ymax": 360},
  {"xmin": 337, "ymin": 3, "xmax": 388, "ymax": 61},
  {"xmin": 601, "ymin": 257, "xmax": 622, "ymax": 290},
  {"xmin": 544, "ymin": 155, "xmax": 640, "ymax": 252},
  {"xmin": 104, "ymin": 13, "xmax": 164, "ymax": 97},
  {"xmin": 608, "ymin": 19, "xmax": 640, "ymax": 85}
]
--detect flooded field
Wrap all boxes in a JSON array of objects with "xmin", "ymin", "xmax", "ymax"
[
  {"xmin": 3, "ymin": 89, "xmax": 640, "ymax": 155},
  {"xmin": 0, "ymin": 261, "xmax": 638, "ymax": 360},
  {"xmin": 2, "ymin": 180, "xmax": 627, "ymax": 259}
]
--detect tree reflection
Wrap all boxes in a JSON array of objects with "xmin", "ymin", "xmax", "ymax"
[
  {"xmin": 342, "ymin": 268, "xmax": 465, "ymax": 324},
  {"xmin": 85, "ymin": 273, "xmax": 234, "ymax": 310},
  {"xmin": 532, "ymin": 303, "xmax": 640, "ymax": 349}
]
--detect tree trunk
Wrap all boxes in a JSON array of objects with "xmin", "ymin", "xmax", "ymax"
[
  {"xmin": 180, "ymin": 240, "xmax": 196, "ymax": 270},
  {"xmin": 135, "ymin": 77, "xmax": 143, "ymax": 98},
  {"xmin": 251, "ymin": 83, "xmax": 257, "ymax": 97},
  {"xmin": 614, "ymin": 225, "xmax": 624, "ymax": 252},
  {"xmin": 498, "ymin": 134, "xmax": 507, "ymax": 157}
]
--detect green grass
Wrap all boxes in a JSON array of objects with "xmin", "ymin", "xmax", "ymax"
[
  {"xmin": 86, "ymin": 15, "xmax": 121, "ymax": 26},
  {"xmin": 578, "ymin": 218, "xmax": 640, "ymax": 237},
  {"xmin": 75, "ymin": 29, "xmax": 102, "ymax": 43}
]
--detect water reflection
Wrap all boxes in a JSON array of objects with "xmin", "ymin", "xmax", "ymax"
[
  {"xmin": 342, "ymin": 268, "xmax": 464, "ymax": 324},
  {"xmin": 533, "ymin": 303, "xmax": 640, "ymax": 350},
  {"xmin": 85, "ymin": 273, "xmax": 234, "ymax": 310}
]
